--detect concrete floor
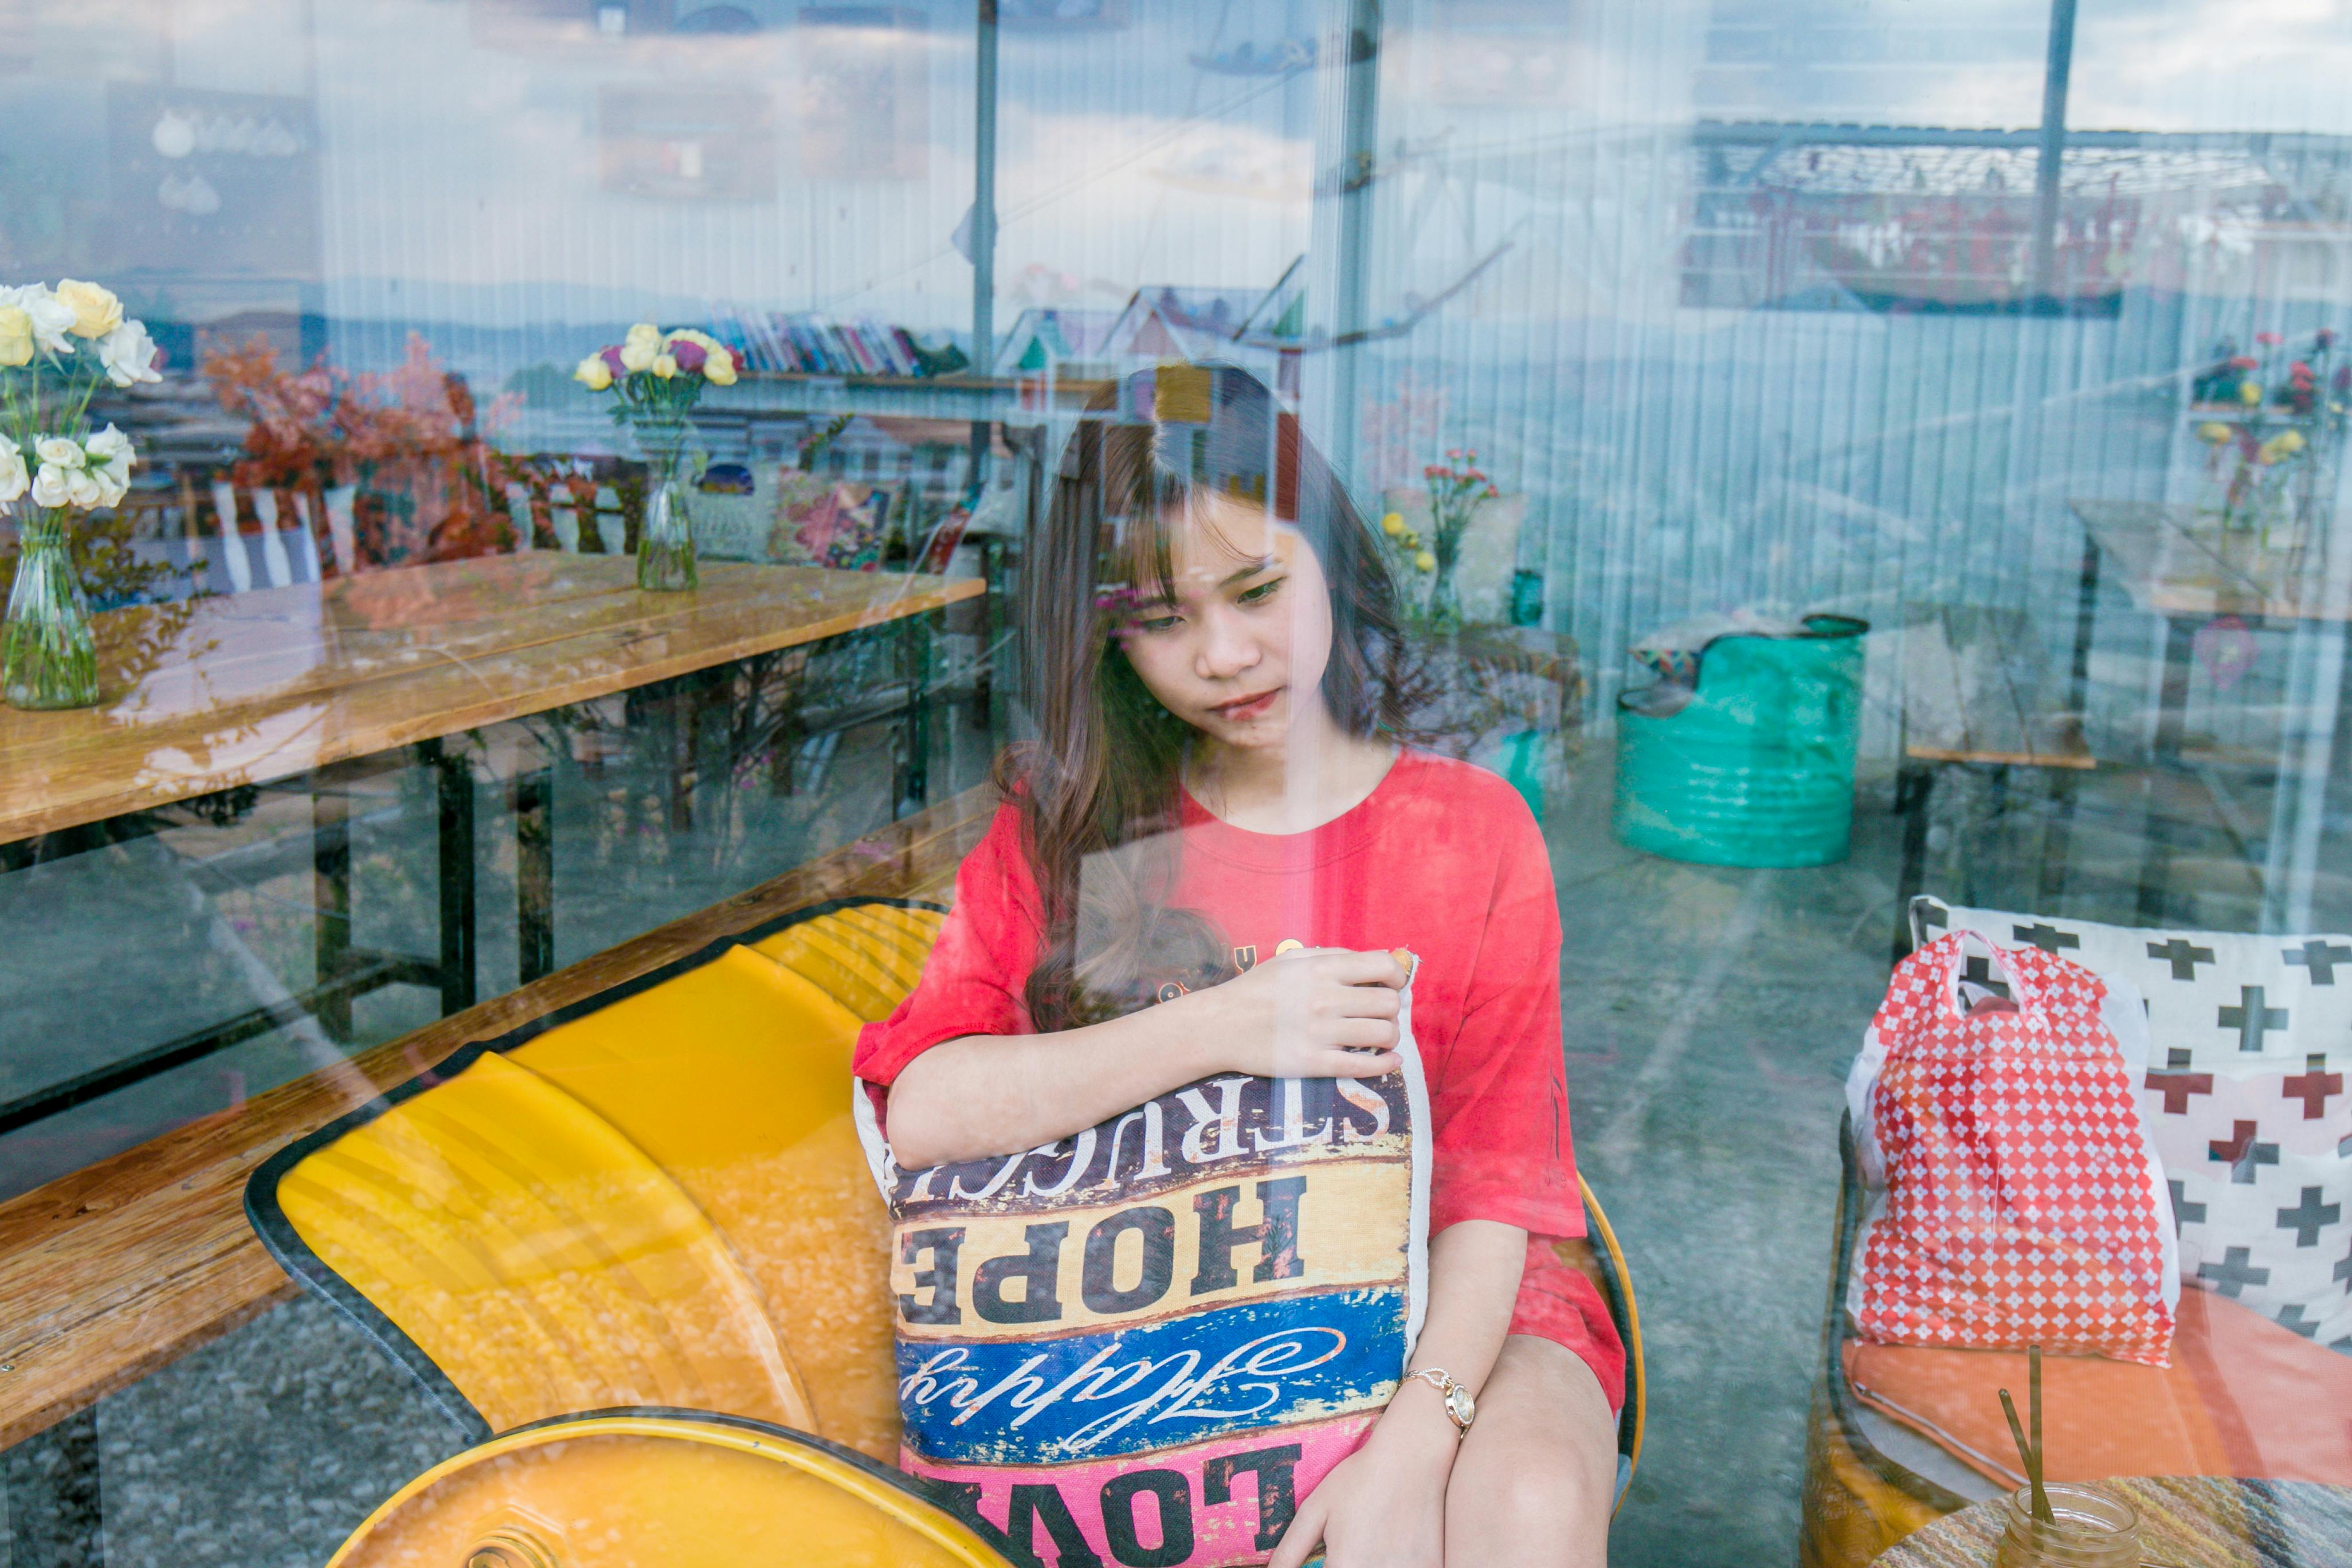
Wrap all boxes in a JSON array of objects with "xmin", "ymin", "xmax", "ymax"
[{"xmin": 1, "ymin": 688, "xmax": 2342, "ymax": 1566}]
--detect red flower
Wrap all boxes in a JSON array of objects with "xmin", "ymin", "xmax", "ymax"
[
  {"xmin": 2256, "ymin": 331, "xmax": 2283, "ymax": 346},
  {"xmin": 600, "ymin": 346, "xmax": 628, "ymax": 375},
  {"xmin": 2229, "ymin": 355, "xmax": 2258, "ymax": 370},
  {"xmin": 671, "ymin": 338, "xmax": 709, "ymax": 373}
]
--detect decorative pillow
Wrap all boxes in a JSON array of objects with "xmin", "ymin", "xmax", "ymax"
[
  {"xmin": 1912, "ymin": 899, "xmax": 2352, "ymax": 1354},
  {"xmin": 853, "ymin": 986, "xmax": 1430, "ymax": 1567}
]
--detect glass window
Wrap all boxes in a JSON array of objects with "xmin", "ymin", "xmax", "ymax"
[{"xmin": 3, "ymin": 3, "xmax": 2347, "ymax": 1565}]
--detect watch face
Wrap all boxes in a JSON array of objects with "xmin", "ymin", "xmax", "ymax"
[{"xmin": 1445, "ymin": 1384, "xmax": 1476, "ymax": 1428}]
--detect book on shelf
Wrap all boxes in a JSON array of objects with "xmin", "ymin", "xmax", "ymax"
[{"xmin": 712, "ymin": 306, "xmax": 969, "ymax": 379}]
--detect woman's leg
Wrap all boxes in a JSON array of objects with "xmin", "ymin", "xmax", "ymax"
[{"xmin": 1444, "ymin": 1334, "xmax": 1618, "ymax": 1567}]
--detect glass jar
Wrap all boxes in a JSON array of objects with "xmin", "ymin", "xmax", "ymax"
[
  {"xmin": 635, "ymin": 432, "xmax": 700, "ymax": 593},
  {"xmin": 1994, "ymin": 1483, "xmax": 2142, "ymax": 1568},
  {"xmin": 3, "ymin": 508, "xmax": 101, "ymax": 711}
]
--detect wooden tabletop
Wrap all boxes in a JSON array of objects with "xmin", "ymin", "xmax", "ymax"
[
  {"xmin": 0, "ymin": 555, "xmax": 983, "ymax": 845},
  {"xmin": 1901, "ymin": 604, "xmax": 2094, "ymax": 770},
  {"xmin": 2071, "ymin": 499, "xmax": 2352, "ymax": 624},
  {"xmin": 1873, "ymin": 1475, "xmax": 2352, "ymax": 1567},
  {"xmin": 0, "ymin": 784, "xmax": 994, "ymax": 1451}
]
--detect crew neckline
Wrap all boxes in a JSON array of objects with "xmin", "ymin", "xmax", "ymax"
[{"xmin": 1177, "ymin": 746, "xmax": 1418, "ymax": 870}]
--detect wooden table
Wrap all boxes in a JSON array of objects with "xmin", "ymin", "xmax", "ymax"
[
  {"xmin": 0, "ymin": 555, "xmax": 981, "ymax": 1140},
  {"xmin": 2067, "ymin": 501, "xmax": 2351, "ymax": 919},
  {"xmin": 1872, "ymin": 1476, "xmax": 2352, "ymax": 1567}
]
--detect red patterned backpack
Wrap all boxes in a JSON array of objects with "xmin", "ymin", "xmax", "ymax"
[{"xmin": 1846, "ymin": 931, "xmax": 2179, "ymax": 1366}]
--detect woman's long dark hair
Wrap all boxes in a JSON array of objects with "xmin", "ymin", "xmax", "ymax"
[{"xmin": 1004, "ymin": 364, "xmax": 1414, "ymax": 1031}]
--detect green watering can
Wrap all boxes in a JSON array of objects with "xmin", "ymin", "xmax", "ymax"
[{"xmin": 1612, "ymin": 613, "xmax": 1868, "ymax": 868}]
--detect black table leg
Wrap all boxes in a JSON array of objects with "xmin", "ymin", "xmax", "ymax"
[
  {"xmin": 311, "ymin": 777, "xmax": 352, "ymax": 1042},
  {"xmin": 2038, "ymin": 766, "xmax": 2080, "ymax": 908},
  {"xmin": 512, "ymin": 763, "xmax": 554, "ymax": 985},
  {"xmin": 3, "ymin": 1406, "xmax": 104, "ymax": 1567},
  {"xmin": 2068, "ymin": 532, "xmax": 2102, "ymax": 724},
  {"xmin": 2136, "ymin": 614, "xmax": 2198, "ymax": 923},
  {"xmin": 423, "ymin": 740, "xmax": 477, "ymax": 1015},
  {"xmin": 1892, "ymin": 761, "xmax": 1935, "ymax": 965},
  {"xmin": 897, "ymin": 612, "xmax": 933, "ymax": 818}
]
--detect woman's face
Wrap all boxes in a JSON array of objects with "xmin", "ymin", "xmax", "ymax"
[{"xmin": 1111, "ymin": 491, "xmax": 1335, "ymax": 754}]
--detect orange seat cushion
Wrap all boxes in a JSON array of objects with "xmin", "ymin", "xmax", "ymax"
[{"xmin": 1845, "ymin": 1287, "xmax": 2352, "ymax": 1487}]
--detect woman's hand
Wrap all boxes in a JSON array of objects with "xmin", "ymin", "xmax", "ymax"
[
  {"xmin": 1269, "ymin": 1382, "xmax": 1459, "ymax": 1567},
  {"xmin": 1186, "ymin": 946, "xmax": 1408, "ymax": 1081}
]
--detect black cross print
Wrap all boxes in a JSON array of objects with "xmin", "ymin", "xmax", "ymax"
[
  {"xmin": 1961, "ymin": 954, "xmax": 2013, "ymax": 999},
  {"xmin": 2284, "ymin": 1054, "xmax": 2343, "ymax": 1120},
  {"xmin": 2277, "ymin": 1186, "xmax": 2341, "ymax": 1246},
  {"xmin": 2275, "ymin": 1304, "xmax": 2321, "ymax": 1339},
  {"xmin": 2337, "ymin": 1234, "xmax": 2351, "ymax": 1290},
  {"xmin": 2147, "ymin": 1048, "xmax": 2215, "ymax": 1115},
  {"xmin": 2285, "ymin": 939, "xmax": 2352, "ymax": 986},
  {"xmin": 2167, "ymin": 1178, "xmax": 2207, "ymax": 1231},
  {"xmin": 2012, "ymin": 922, "xmax": 2080, "ymax": 954},
  {"xmin": 2197, "ymin": 1245, "xmax": 2271, "ymax": 1297},
  {"xmin": 2218, "ymin": 986, "xmax": 2290, "ymax": 1053},
  {"xmin": 2208, "ymin": 1119, "xmax": 2280, "ymax": 1184},
  {"xmin": 2146, "ymin": 938, "xmax": 2217, "ymax": 982}
]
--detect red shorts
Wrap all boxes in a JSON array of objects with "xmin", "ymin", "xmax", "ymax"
[{"xmin": 1510, "ymin": 1234, "xmax": 1629, "ymax": 1415}]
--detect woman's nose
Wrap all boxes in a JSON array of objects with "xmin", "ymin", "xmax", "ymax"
[{"xmin": 1194, "ymin": 607, "xmax": 1263, "ymax": 680}]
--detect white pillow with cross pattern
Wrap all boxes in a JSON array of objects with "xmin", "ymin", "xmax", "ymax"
[{"xmin": 1910, "ymin": 897, "xmax": 2351, "ymax": 1356}]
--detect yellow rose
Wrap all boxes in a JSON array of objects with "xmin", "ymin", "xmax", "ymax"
[
  {"xmin": 0, "ymin": 306, "xmax": 30, "ymax": 367},
  {"xmin": 619, "ymin": 323, "xmax": 661, "ymax": 373},
  {"xmin": 54, "ymin": 279, "xmax": 123, "ymax": 339},
  {"xmin": 2240, "ymin": 380, "xmax": 2264, "ymax": 406},
  {"xmin": 2275, "ymin": 429, "xmax": 2305, "ymax": 454},
  {"xmin": 1380, "ymin": 511, "xmax": 1405, "ymax": 536},
  {"xmin": 2196, "ymin": 422, "xmax": 2232, "ymax": 444},
  {"xmin": 1414, "ymin": 550, "xmax": 1436, "ymax": 572},
  {"xmin": 574, "ymin": 354, "xmax": 613, "ymax": 391},
  {"xmin": 701, "ymin": 350, "xmax": 738, "ymax": 386},
  {"xmin": 652, "ymin": 353, "xmax": 678, "ymax": 379}
]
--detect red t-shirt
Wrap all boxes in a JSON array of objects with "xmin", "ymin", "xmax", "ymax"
[{"xmin": 853, "ymin": 749, "xmax": 1625, "ymax": 1412}]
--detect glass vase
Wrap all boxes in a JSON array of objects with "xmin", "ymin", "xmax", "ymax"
[
  {"xmin": 636, "ymin": 438, "xmax": 700, "ymax": 593},
  {"xmin": 3, "ymin": 510, "xmax": 101, "ymax": 711},
  {"xmin": 1994, "ymin": 1483, "xmax": 2141, "ymax": 1568}
]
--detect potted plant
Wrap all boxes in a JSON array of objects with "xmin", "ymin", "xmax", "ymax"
[{"xmin": 574, "ymin": 323, "xmax": 744, "ymax": 591}]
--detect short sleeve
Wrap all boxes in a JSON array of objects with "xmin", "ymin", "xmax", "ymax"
[
  {"xmin": 852, "ymin": 803, "xmax": 1042, "ymax": 1087},
  {"xmin": 1425, "ymin": 797, "xmax": 1585, "ymax": 1241}
]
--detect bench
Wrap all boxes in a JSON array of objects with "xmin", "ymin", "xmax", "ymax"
[
  {"xmin": 1893, "ymin": 605, "xmax": 2094, "ymax": 958},
  {"xmin": 0, "ymin": 786, "xmax": 995, "ymax": 1459}
]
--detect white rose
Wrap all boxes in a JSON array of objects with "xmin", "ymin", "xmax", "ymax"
[
  {"xmin": 619, "ymin": 323, "xmax": 661, "ymax": 374},
  {"xmin": 85, "ymin": 425, "xmax": 135, "ymax": 503},
  {"xmin": 30, "ymin": 463, "xmax": 69, "ymax": 508},
  {"xmin": 65, "ymin": 466, "xmax": 104, "ymax": 508},
  {"xmin": 2, "ymin": 286, "xmax": 79, "ymax": 357},
  {"xmin": 98, "ymin": 320, "xmax": 162, "ymax": 387},
  {"xmin": 34, "ymin": 436, "xmax": 85, "ymax": 470},
  {"xmin": 0, "ymin": 442, "xmax": 26, "ymax": 505}
]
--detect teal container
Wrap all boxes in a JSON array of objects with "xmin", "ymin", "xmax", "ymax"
[{"xmin": 1612, "ymin": 613, "xmax": 1868, "ymax": 867}]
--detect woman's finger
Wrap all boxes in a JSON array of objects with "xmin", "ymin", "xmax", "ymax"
[
  {"xmin": 1322, "ymin": 1046, "xmax": 1401, "ymax": 1077},
  {"xmin": 1267, "ymin": 1492, "xmax": 1328, "ymax": 1568},
  {"xmin": 1332, "ymin": 985, "xmax": 1400, "ymax": 1020},
  {"xmin": 1331, "ymin": 1016, "xmax": 1400, "ymax": 1050}
]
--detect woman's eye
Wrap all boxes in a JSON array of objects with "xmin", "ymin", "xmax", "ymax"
[
  {"xmin": 1134, "ymin": 613, "xmax": 1183, "ymax": 633},
  {"xmin": 1237, "ymin": 577, "xmax": 1284, "ymax": 605}
]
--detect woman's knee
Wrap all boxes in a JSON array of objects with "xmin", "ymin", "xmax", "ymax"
[{"xmin": 1445, "ymin": 1338, "xmax": 1617, "ymax": 1563}]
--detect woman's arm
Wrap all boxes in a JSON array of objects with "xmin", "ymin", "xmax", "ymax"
[
  {"xmin": 1271, "ymin": 1219, "xmax": 1528, "ymax": 1568},
  {"xmin": 884, "ymin": 946, "xmax": 1409, "ymax": 1169}
]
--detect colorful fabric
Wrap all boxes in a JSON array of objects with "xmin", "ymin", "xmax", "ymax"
[
  {"xmin": 1914, "ymin": 899, "xmax": 2352, "ymax": 1355},
  {"xmin": 853, "ymin": 1003, "xmax": 1430, "ymax": 1567},
  {"xmin": 1848, "ymin": 932, "xmax": 2179, "ymax": 1365}
]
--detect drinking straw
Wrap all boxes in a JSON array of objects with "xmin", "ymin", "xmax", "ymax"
[{"xmin": 2029, "ymin": 1345, "xmax": 2052, "ymax": 1524}]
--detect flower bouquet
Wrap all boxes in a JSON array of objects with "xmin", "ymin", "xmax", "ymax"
[
  {"xmin": 2189, "ymin": 328, "xmax": 2347, "ymax": 548},
  {"xmin": 575, "ymin": 323, "xmax": 743, "ymax": 591},
  {"xmin": 0, "ymin": 279, "xmax": 162, "ymax": 708},
  {"xmin": 1377, "ymin": 446, "xmax": 1501, "ymax": 633}
]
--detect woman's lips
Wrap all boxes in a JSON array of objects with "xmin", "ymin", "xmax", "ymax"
[{"xmin": 1209, "ymin": 688, "xmax": 1281, "ymax": 721}]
